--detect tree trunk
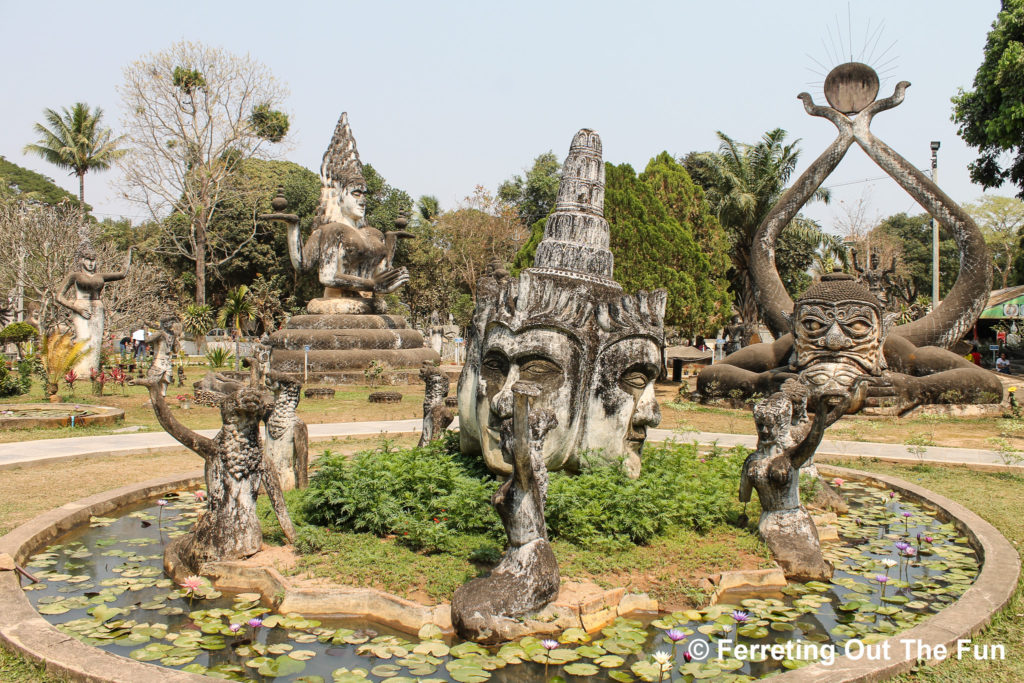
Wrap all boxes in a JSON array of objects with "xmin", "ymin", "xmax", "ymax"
[
  {"xmin": 194, "ymin": 217, "xmax": 207, "ymax": 307},
  {"xmin": 78, "ymin": 173, "xmax": 87, "ymax": 247}
]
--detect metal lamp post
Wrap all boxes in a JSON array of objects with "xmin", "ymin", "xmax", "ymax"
[{"xmin": 931, "ymin": 140, "xmax": 941, "ymax": 306}]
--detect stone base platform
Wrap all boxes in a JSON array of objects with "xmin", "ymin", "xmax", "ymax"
[
  {"xmin": 269, "ymin": 313, "xmax": 440, "ymax": 383},
  {"xmin": 175, "ymin": 547, "xmax": 658, "ymax": 639}
]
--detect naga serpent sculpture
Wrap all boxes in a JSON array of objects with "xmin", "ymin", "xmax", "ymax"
[{"xmin": 699, "ymin": 63, "xmax": 1002, "ymax": 413}]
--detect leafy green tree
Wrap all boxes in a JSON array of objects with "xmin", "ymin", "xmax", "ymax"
[
  {"xmin": 684, "ymin": 129, "xmax": 831, "ymax": 324},
  {"xmin": 398, "ymin": 196, "xmax": 461, "ymax": 325},
  {"xmin": 512, "ymin": 154, "xmax": 733, "ymax": 334},
  {"xmin": 363, "ymin": 164, "xmax": 413, "ymax": 233},
  {"xmin": 217, "ymin": 285, "xmax": 254, "ymax": 370},
  {"xmin": 22, "ymin": 103, "xmax": 125, "ymax": 232},
  {"xmin": 0, "ymin": 157, "xmax": 80, "ymax": 206},
  {"xmin": 953, "ymin": 0, "xmax": 1024, "ymax": 197},
  {"xmin": 874, "ymin": 213, "xmax": 957, "ymax": 301},
  {"xmin": 497, "ymin": 151, "xmax": 561, "ymax": 227},
  {"xmin": 965, "ymin": 195, "xmax": 1024, "ymax": 288},
  {"xmin": 605, "ymin": 158, "xmax": 732, "ymax": 333},
  {"xmin": 119, "ymin": 41, "xmax": 290, "ymax": 306}
]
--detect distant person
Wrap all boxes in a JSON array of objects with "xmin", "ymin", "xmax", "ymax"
[
  {"xmin": 997, "ymin": 353, "xmax": 1012, "ymax": 375},
  {"xmin": 970, "ymin": 346, "xmax": 982, "ymax": 366}
]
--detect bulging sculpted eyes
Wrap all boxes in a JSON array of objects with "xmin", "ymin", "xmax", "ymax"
[
  {"xmin": 845, "ymin": 320, "xmax": 871, "ymax": 334},
  {"xmin": 802, "ymin": 319, "xmax": 825, "ymax": 332},
  {"xmin": 521, "ymin": 358, "xmax": 561, "ymax": 379}
]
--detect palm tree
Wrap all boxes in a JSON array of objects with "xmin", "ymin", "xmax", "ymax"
[
  {"xmin": 688, "ymin": 129, "xmax": 830, "ymax": 327},
  {"xmin": 181, "ymin": 304, "xmax": 215, "ymax": 354},
  {"xmin": 217, "ymin": 286, "xmax": 254, "ymax": 370},
  {"xmin": 23, "ymin": 103, "xmax": 127, "ymax": 239}
]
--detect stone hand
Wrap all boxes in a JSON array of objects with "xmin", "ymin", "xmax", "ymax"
[
  {"xmin": 386, "ymin": 230, "xmax": 415, "ymax": 240},
  {"xmin": 76, "ymin": 304, "xmax": 92, "ymax": 320},
  {"xmin": 372, "ymin": 267, "xmax": 410, "ymax": 293}
]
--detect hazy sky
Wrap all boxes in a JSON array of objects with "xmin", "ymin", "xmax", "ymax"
[{"xmin": 0, "ymin": 0, "xmax": 1009, "ymax": 232}]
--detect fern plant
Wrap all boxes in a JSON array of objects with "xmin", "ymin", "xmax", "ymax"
[{"xmin": 40, "ymin": 333, "xmax": 90, "ymax": 396}]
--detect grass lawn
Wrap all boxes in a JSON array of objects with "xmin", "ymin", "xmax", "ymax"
[{"xmin": 0, "ymin": 365, "xmax": 427, "ymax": 442}]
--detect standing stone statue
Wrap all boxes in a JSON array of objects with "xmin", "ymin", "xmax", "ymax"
[
  {"xmin": 458, "ymin": 129, "xmax": 665, "ymax": 479},
  {"xmin": 56, "ymin": 246, "xmax": 133, "ymax": 376},
  {"xmin": 261, "ymin": 114, "xmax": 438, "ymax": 381},
  {"xmin": 144, "ymin": 314, "xmax": 180, "ymax": 397},
  {"xmin": 741, "ymin": 380, "xmax": 848, "ymax": 581},
  {"xmin": 264, "ymin": 371, "xmax": 309, "ymax": 491},
  {"xmin": 418, "ymin": 363, "xmax": 454, "ymax": 447},
  {"xmin": 136, "ymin": 377, "xmax": 296, "ymax": 574},
  {"xmin": 724, "ymin": 314, "xmax": 745, "ymax": 355},
  {"xmin": 850, "ymin": 247, "xmax": 896, "ymax": 308},
  {"xmin": 452, "ymin": 381, "xmax": 560, "ymax": 644}
]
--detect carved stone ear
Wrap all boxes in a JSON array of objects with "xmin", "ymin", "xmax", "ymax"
[
  {"xmin": 882, "ymin": 312, "xmax": 899, "ymax": 337},
  {"xmin": 781, "ymin": 310, "xmax": 793, "ymax": 332}
]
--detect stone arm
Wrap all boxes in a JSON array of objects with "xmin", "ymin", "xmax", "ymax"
[
  {"xmin": 260, "ymin": 454, "xmax": 297, "ymax": 544},
  {"xmin": 739, "ymin": 456, "xmax": 753, "ymax": 503},
  {"xmin": 384, "ymin": 230, "xmax": 414, "ymax": 269},
  {"xmin": 56, "ymin": 274, "xmax": 89, "ymax": 319},
  {"xmin": 749, "ymin": 94, "xmax": 856, "ymax": 338},
  {"xmin": 134, "ymin": 377, "xmax": 218, "ymax": 461},
  {"xmin": 785, "ymin": 394, "xmax": 841, "ymax": 470},
  {"xmin": 881, "ymin": 335, "xmax": 1004, "ymax": 406},
  {"xmin": 99, "ymin": 247, "xmax": 133, "ymax": 282},
  {"xmin": 850, "ymin": 248, "xmax": 864, "ymax": 275},
  {"xmin": 852, "ymin": 82, "xmax": 992, "ymax": 349},
  {"xmin": 697, "ymin": 335, "xmax": 797, "ymax": 397}
]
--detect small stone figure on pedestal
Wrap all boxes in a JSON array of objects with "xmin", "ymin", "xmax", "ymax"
[
  {"xmin": 137, "ymin": 376, "xmax": 296, "ymax": 575},
  {"xmin": 741, "ymin": 380, "xmax": 850, "ymax": 581},
  {"xmin": 452, "ymin": 381, "xmax": 560, "ymax": 644},
  {"xmin": 56, "ymin": 246, "xmax": 133, "ymax": 377},
  {"xmin": 418, "ymin": 363, "xmax": 454, "ymax": 447},
  {"xmin": 144, "ymin": 315, "xmax": 180, "ymax": 397}
]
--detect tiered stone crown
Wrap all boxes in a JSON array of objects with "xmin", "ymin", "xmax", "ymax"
[{"xmin": 530, "ymin": 129, "xmax": 618, "ymax": 286}]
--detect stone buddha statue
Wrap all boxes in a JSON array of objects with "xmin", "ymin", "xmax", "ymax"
[
  {"xmin": 280, "ymin": 113, "xmax": 409, "ymax": 314},
  {"xmin": 262, "ymin": 114, "xmax": 438, "ymax": 382},
  {"xmin": 459, "ymin": 129, "xmax": 666, "ymax": 479}
]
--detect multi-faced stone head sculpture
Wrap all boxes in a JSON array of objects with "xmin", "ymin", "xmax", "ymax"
[
  {"xmin": 788, "ymin": 271, "xmax": 890, "ymax": 400},
  {"xmin": 315, "ymin": 113, "xmax": 367, "ymax": 228},
  {"xmin": 458, "ymin": 129, "xmax": 666, "ymax": 478}
]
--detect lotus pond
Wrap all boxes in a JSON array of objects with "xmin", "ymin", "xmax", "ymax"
[{"xmin": 21, "ymin": 480, "xmax": 979, "ymax": 682}]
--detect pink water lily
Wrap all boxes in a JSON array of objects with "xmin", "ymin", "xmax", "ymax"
[{"xmin": 180, "ymin": 575, "xmax": 203, "ymax": 593}]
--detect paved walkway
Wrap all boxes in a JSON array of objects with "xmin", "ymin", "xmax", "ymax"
[{"xmin": 0, "ymin": 418, "xmax": 1016, "ymax": 471}]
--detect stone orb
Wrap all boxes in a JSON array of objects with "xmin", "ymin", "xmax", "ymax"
[{"xmin": 824, "ymin": 62, "xmax": 879, "ymax": 115}]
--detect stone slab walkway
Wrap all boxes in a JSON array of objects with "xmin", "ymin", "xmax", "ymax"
[{"xmin": 0, "ymin": 419, "xmax": 1015, "ymax": 470}]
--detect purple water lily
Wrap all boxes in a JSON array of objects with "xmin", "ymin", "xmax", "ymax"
[
  {"xmin": 731, "ymin": 610, "xmax": 750, "ymax": 623},
  {"xmin": 666, "ymin": 628, "xmax": 686, "ymax": 642}
]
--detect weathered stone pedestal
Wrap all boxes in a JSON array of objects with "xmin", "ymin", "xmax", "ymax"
[{"xmin": 268, "ymin": 312, "xmax": 438, "ymax": 384}]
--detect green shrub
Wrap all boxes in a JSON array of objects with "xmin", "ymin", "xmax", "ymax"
[
  {"xmin": 300, "ymin": 433, "xmax": 745, "ymax": 553},
  {"xmin": 0, "ymin": 360, "xmax": 30, "ymax": 397},
  {"xmin": 302, "ymin": 433, "xmax": 501, "ymax": 552}
]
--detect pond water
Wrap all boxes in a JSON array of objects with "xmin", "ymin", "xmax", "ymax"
[{"xmin": 21, "ymin": 481, "xmax": 979, "ymax": 682}]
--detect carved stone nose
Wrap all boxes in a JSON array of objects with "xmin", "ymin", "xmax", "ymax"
[{"xmin": 823, "ymin": 322, "xmax": 852, "ymax": 350}]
